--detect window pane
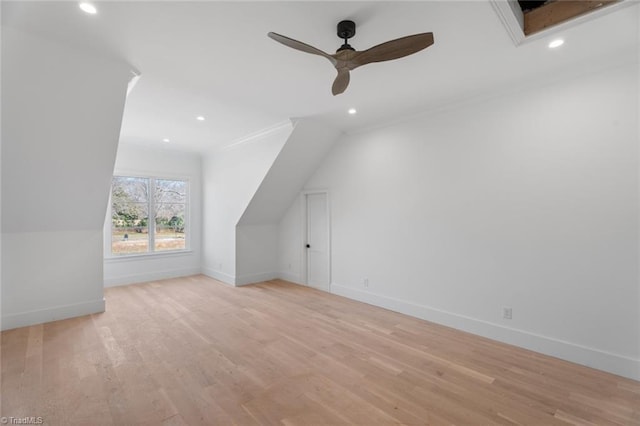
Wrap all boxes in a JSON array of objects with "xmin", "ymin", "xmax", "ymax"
[
  {"xmin": 155, "ymin": 179, "xmax": 186, "ymax": 204},
  {"xmin": 111, "ymin": 176, "xmax": 150, "ymax": 255},
  {"xmin": 154, "ymin": 203, "xmax": 186, "ymax": 251},
  {"xmin": 154, "ymin": 179, "xmax": 187, "ymax": 252},
  {"xmin": 112, "ymin": 176, "xmax": 149, "ymax": 203},
  {"xmin": 111, "ymin": 203, "xmax": 149, "ymax": 254}
]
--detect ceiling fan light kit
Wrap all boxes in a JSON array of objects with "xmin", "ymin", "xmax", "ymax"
[{"xmin": 268, "ymin": 20, "xmax": 434, "ymax": 96}]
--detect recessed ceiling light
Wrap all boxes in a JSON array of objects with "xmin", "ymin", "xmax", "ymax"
[
  {"xmin": 162, "ymin": 138, "xmax": 170, "ymax": 143},
  {"xmin": 196, "ymin": 116, "xmax": 205, "ymax": 121},
  {"xmin": 348, "ymin": 108, "xmax": 357, "ymax": 115},
  {"xmin": 79, "ymin": 2, "xmax": 97, "ymax": 14},
  {"xmin": 548, "ymin": 39, "xmax": 564, "ymax": 49}
]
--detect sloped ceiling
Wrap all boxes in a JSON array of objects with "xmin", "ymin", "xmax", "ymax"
[
  {"xmin": 2, "ymin": 1, "xmax": 638, "ymax": 153},
  {"xmin": 239, "ymin": 119, "xmax": 342, "ymax": 226}
]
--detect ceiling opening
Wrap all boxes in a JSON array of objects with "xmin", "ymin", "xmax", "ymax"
[{"xmin": 518, "ymin": 0, "xmax": 621, "ymax": 35}]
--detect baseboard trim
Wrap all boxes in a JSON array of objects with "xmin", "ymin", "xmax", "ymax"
[
  {"xmin": 235, "ymin": 272, "xmax": 279, "ymax": 286},
  {"xmin": 104, "ymin": 267, "xmax": 202, "ymax": 288},
  {"xmin": 330, "ymin": 283, "xmax": 640, "ymax": 381},
  {"xmin": 202, "ymin": 269, "xmax": 290, "ymax": 287},
  {"xmin": 2, "ymin": 298, "xmax": 105, "ymax": 331},
  {"xmin": 201, "ymin": 266, "xmax": 235, "ymax": 285}
]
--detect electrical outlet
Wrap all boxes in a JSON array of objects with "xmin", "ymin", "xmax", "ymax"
[
  {"xmin": 364, "ymin": 278, "xmax": 369, "ymax": 288},
  {"xmin": 503, "ymin": 307, "xmax": 512, "ymax": 320}
]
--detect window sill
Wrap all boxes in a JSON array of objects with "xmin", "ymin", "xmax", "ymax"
[{"xmin": 104, "ymin": 250, "xmax": 194, "ymax": 263}]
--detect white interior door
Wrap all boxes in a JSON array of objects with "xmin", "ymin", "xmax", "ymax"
[{"xmin": 306, "ymin": 192, "xmax": 329, "ymax": 291}]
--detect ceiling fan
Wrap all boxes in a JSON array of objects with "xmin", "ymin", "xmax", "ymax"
[{"xmin": 268, "ymin": 20, "xmax": 434, "ymax": 96}]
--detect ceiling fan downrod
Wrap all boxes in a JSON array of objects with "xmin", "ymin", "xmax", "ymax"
[{"xmin": 336, "ymin": 20, "xmax": 356, "ymax": 52}]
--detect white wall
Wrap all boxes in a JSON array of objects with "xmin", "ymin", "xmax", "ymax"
[
  {"xmin": 236, "ymin": 224, "xmax": 279, "ymax": 285},
  {"xmin": 280, "ymin": 62, "xmax": 640, "ymax": 380},
  {"xmin": 1, "ymin": 28, "xmax": 132, "ymax": 329},
  {"xmin": 201, "ymin": 123, "xmax": 292, "ymax": 284},
  {"xmin": 1, "ymin": 4, "xmax": 4, "ymax": 332},
  {"xmin": 103, "ymin": 144, "xmax": 202, "ymax": 287}
]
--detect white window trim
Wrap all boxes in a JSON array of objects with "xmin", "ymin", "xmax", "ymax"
[
  {"xmin": 104, "ymin": 249, "xmax": 194, "ymax": 263},
  {"xmin": 104, "ymin": 172, "xmax": 191, "ymax": 259}
]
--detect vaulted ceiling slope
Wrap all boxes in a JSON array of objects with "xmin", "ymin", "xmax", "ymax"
[
  {"xmin": 239, "ymin": 119, "xmax": 342, "ymax": 226},
  {"xmin": 2, "ymin": 1, "xmax": 637, "ymax": 153}
]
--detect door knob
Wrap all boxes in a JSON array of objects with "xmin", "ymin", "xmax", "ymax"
[{"xmin": 306, "ymin": 244, "xmax": 310, "ymax": 248}]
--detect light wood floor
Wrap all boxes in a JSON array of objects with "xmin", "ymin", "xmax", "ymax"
[{"xmin": 2, "ymin": 276, "xmax": 639, "ymax": 425}]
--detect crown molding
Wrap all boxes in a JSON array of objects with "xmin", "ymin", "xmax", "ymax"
[{"xmin": 218, "ymin": 120, "xmax": 293, "ymax": 152}]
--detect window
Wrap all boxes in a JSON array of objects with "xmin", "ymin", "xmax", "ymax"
[{"xmin": 110, "ymin": 176, "xmax": 188, "ymax": 255}]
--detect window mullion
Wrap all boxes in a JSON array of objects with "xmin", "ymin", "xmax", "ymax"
[
  {"xmin": 149, "ymin": 178, "xmax": 156, "ymax": 252},
  {"xmin": 185, "ymin": 182, "xmax": 190, "ymax": 250}
]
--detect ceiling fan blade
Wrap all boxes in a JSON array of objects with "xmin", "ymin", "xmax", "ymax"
[
  {"xmin": 268, "ymin": 32, "xmax": 337, "ymax": 66},
  {"xmin": 332, "ymin": 68, "xmax": 350, "ymax": 96},
  {"xmin": 350, "ymin": 32, "xmax": 434, "ymax": 69}
]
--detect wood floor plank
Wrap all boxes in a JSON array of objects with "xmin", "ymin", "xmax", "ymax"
[{"xmin": 2, "ymin": 275, "xmax": 639, "ymax": 425}]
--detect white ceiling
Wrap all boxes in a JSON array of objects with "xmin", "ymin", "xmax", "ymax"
[{"xmin": 3, "ymin": 1, "xmax": 638, "ymax": 153}]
